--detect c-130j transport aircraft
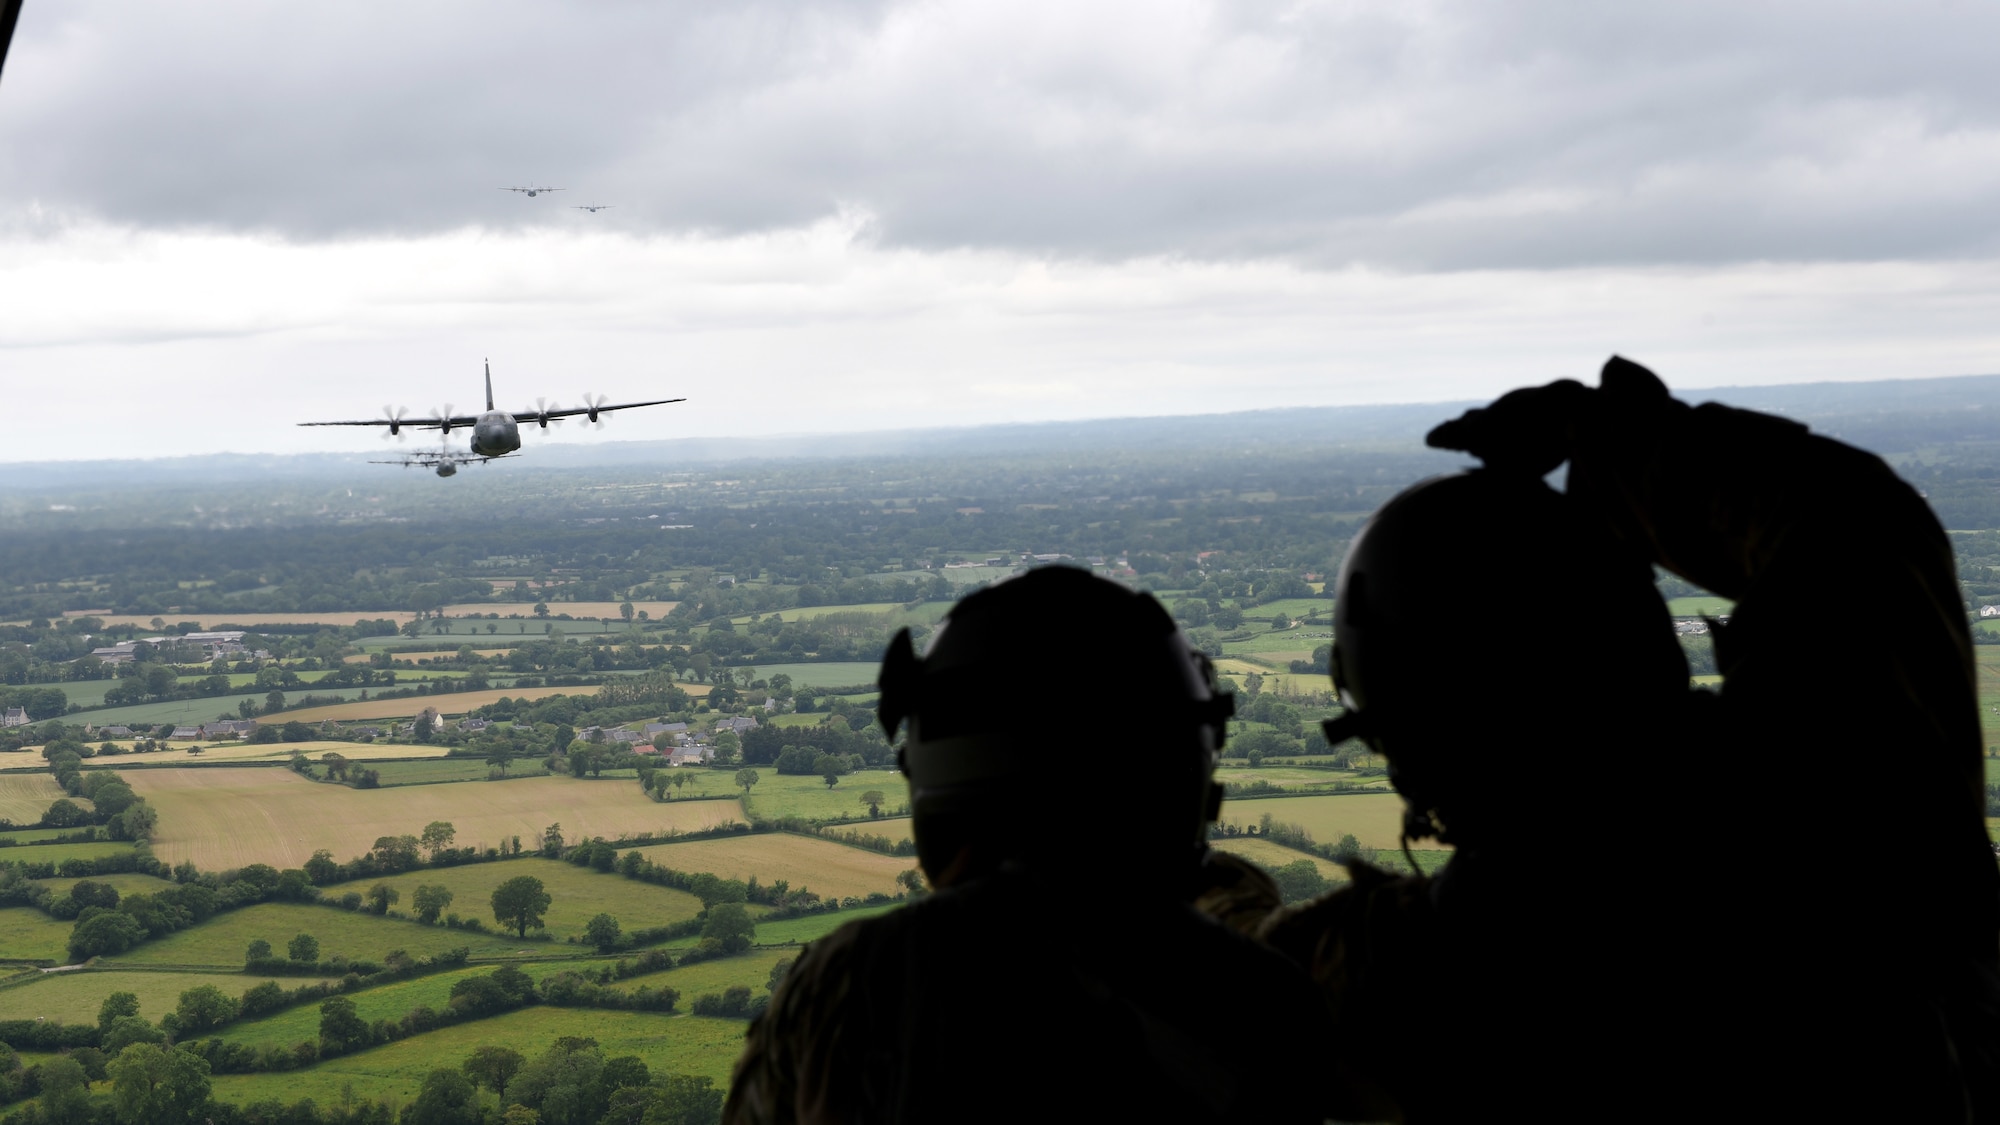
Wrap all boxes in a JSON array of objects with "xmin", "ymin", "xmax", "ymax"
[{"xmin": 299, "ymin": 361, "xmax": 685, "ymax": 476}]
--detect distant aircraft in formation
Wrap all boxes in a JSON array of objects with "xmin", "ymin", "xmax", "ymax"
[
  {"xmin": 574, "ymin": 204, "xmax": 613, "ymax": 213},
  {"xmin": 299, "ymin": 361, "xmax": 686, "ymax": 477},
  {"xmin": 501, "ymin": 186, "xmax": 563, "ymax": 197}
]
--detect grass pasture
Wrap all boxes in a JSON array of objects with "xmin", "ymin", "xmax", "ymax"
[
  {"xmin": 1667, "ymin": 595, "xmax": 1737, "ymax": 618},
  {"xmin": 738, "ymin": 662, "xmax": 883, "ymax": 690},
  {"xmin": 219, "ymin": 965, "xmax": 498, "ymax": 1050},
  {"xmin": 0, "ymin": 908, "xmax": 78, "ymax": 962},
  {"xmin": 741, "ymin": 770, "xmax": 909, "ymax": 823},
  {"xmin": 744, "ymin": 603, "xmax": 951, "ymax": 627},
  {"xmin": 442, "ymin": 600, "xmax": 680, "ymax": 620},
  {"xmin": 210, "ymin": 1008, "xmax": 748, "ymax": 1108},
  {"xmin": 277, "ymin": 685, "xmax": 603, "ymax": 725},
  {"xmin": 1209, "ymin": 837, "xmax": 1349, "ymax": 882},
  {"xmin": 1215, "ymin": 766, "xmax": 1388, "ymax": 792},
  {"xmin": 42, "ymin": 612, "xmax": 420, "ymax": 629},
  {"xmin": 363, "ymin": 758, "xmax": 548, "ymax": 786},
  {"xmin": 34, "ymin": 872, "xmax": 177, "ymax": 898},
  {"xmin": 0, "ymin": 827, "xmax": 73, "ymax": 845},
  {"xmin": 0, "ymin": 969, "xmax": 334, "ymax": 1025},
  {"xmin": 91, "ymin": 742, "xmax": 454, "ymax": 768},
  {"xmin": 1, "ymin": 840, "xmax": 133, "ymax": 865},
  {"xmin": 349, "ymin": 857, "xmax": 705, "ymax": 941},
  {"xmin": 749, "ymin": 903, "xmax": 899, "ymax": 947},
  {"xmin": 1218, "ymin": 792, "xmax": 1425, "ymax": 852},
  {"xmin": 0, "ymin": 774, "xmax": 86, "ymax": 824},
  {"xmin": 76, "ymin": 690, "xmax": 370, "ymax": 728},
  {"xmin": 101, "ymin": 902, "xmax": 525, "ymax": 969},
  {"xmin": 633, "ymin": 833, "xmax": 911, "ymax": 902},
  {"xmin": 130, "ymin": 769, "xmax": 746, "ymax": 870}
]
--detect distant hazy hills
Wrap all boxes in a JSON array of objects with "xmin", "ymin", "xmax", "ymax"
[{"xmin": 2, "ymin": 373, "xmax": 1995, "ymax": 490}]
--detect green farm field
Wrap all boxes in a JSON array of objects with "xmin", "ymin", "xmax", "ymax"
[
  {"xmin": 741, "ymin": 770, "xmax": 909, "ymax": 822},
  {"xmin": 1209, "ymin": 837, "xmax": 1349, "ymax": 881},
  {"xmin": 0, "ymin": 774, "xmax": 84, "ymax": 824},
  {"xmin": 0, "ymin": 827, "xmax": 74, "ymax": 845},
  {"xmin": 736, "ymin": 662, "xmax": 882, "ymax": 689},
  {"xmin": 632, "ymin": 834, "xmax": 912, "ymax": 901},
  {"xmin": 1222, "ymin": 628, "xmax": 1332, "ymax": 656},
  {"xmin": 1253, "ymin": 598, "xmax": 1333, "ymax": 621},
  {"xmin": 0, "ymin": 969, "xmax": 334, "ymax": 1025},
  {"xmin": 349, "ymin": 857, "xmax": 705, "ymax": 940},
  {"xmin": 77, "ymin": 689, "xmax": 371, "ymax": 728},
  {"xmin": 737, "ymin": 603, "xmax": 951, "ymax": 627},
  {"xmin": 5, "ymin": 680, "xmax": 122, "ymax": 708},
  {"xmin": 1218, "ymin": 792, "xmax": 1427, "ymax": 852},
  {"xmin": 0, "ymin": 907, "xmax": 79, "ymax": 962},
  {"xmin": 100, "ymin": 902, "xmax": 525, "ymax": 969},
  {"xmin": 34, "ymin": 872, "xmax": 177, "ymax": 898},
  {"xmin": 1, "ymin": 840, "xmax": 133, "ymax": 865},
  {"xmin": 363, "ymin": 758, "xmax": 546, "ymax": 786},
  {"xmin": 90, "ymin": 742, "xmax": 453, "ymax": 767},
  {"xmin": 217, "ymin": 964, "xmax": 500, "ymax": 1050},
  {"xmin": 130, "ymin": 768, "xmax": 745, "ymax": 870},
  {"xmin": 1214, "ymin": 766, "xmax": 1388, "ymax": 792},
  {"xmin": 276, "ymin": 685, "xmax": 611, "ymax": 725},
  {"xmin": 208, "ymin": 1009, "xmax": 749, "ymax": 1109},
  {"xmin": 1667, "ymin": 595, "xmax": 1737, "ymax": 618},
  {"xmin": 748, "ymin": 904, "xmax": 898, "ymax": 946}
]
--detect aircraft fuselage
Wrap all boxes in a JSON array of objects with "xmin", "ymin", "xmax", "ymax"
[{"xmin": 470, "ymin": 410, "xmax": 520, "ymax": 458}]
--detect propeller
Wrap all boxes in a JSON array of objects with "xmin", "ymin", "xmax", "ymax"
[
  {"xmin": 380, "ymin": 406, "xmax": 409, "ymax": 439},
  {"xmin": 433, "ymin": 404, "xmax": 456, "ymax": 435},
  {"xmin": 581, "ymin": 393, "xmax": 610, "ymax": 428},
  {"xmin": 527, "ymin": 397, "xmax": 567, "ymax": 430}
]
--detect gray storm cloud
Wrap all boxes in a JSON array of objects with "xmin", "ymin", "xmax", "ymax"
[{"xmin": 1, "ymin": 0, "xmax": 1997, "ymax": 268}]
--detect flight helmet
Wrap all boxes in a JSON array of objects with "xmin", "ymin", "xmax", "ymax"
[
  {"xmin": 1320, "ymin": 470, "xmax": 1687, "ymax": 848},
  {"xmin": 878, "ymin": 566, "xmax": 1234, "ymax": 881}
]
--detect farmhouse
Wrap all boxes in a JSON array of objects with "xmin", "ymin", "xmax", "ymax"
[
  {"xmin": 169, "ymin": 726, "xmax": 203, "ymax": 740},
  {"xmin": 1981, "ymin": 605, "xmax": 2000, "ymax": 618},
  {"xmin": 2, "ymin": 707, "xmax": 27, "ymax": 728},
  {"xmin": 88, "ymin": 637, "xmax": 166, "ymax": 665},
  {"xmin": 714, "ymin": 716, "xmax": 760, "ymax": 735},
  {"xmin": 97, "ymin": 725, "xmax": 134, "ymax": 738}
]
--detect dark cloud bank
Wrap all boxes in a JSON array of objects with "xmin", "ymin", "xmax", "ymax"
[{"xmin": 2, "ymin": 1, "xmax": 1997, "ymax": 268}]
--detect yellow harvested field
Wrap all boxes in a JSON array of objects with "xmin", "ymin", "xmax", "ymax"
[
  {"xmin": 130, "ymin": 769, "xmax": 748, "ymax": 870},
  {"xmin": 442, "ymin": 601, "xmax": 679, "ymax": 619},
  {"xmin": 1209, "ymin": 837, "xmax": 1349, "ymax": 882},
  {"xmin": 91, "ymin": 742, "xmax": 451, "ymax": 766},
  {"xmin": 47, "ymin": 611, "xmax": 417, "ymax": 628},
  {"xmin": 633, "ymin": 833, "xmax": 911, "ymax": 901},
  {"xmin": 1218, "ymin": 793, "xmax": 1418, "ymax": 851},
  {"xmin": 0, "ymin": 775, "xmax": 87, "ymax": 823}
]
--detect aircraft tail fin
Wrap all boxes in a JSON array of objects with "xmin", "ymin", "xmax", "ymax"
[{"xmin": 484, "ymin": 359, "xmax": 494, "ymax": 411}]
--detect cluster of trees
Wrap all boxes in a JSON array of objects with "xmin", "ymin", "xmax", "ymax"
[{"xmin": 43, "ymin": 741, "xmax": 157, "ymax": 840}]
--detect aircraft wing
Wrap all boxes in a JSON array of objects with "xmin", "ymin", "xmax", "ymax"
[
  {"xmin": 509, "ymin": 397, "xmax": 686, "ymax": 424},
  {"xmin": 299, "ymin": 414, "xmax": 482, "ymax": 430},
  {"xmin": 370, "ymin": 450, "xmax": 516, "ymax": 469}
]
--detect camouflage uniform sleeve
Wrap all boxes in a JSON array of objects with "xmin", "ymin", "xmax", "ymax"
[
  {"xmin": 722, "ymin": 930, "xmax": 863, "ymax": 1125},
  {"xmin": 1256, "ymin": 861, "xmax": 1432, "ymax": 1123},
  {"xmin": 1189, "ymin": 847, "xmax": 1284, "ymax": 936}
]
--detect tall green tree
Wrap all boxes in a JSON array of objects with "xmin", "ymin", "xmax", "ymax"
[
  {"xmin": 108, "ymin": 1042, "xmax": 211, "ymax": 1125},
  {"xmin": 412, "ymin": 884, "xmax": 455, "ymax": 924},
  {"xmin": 37, "ymin": 1054, "xmax": 92, "ymax": 1125},
  {"xmin": 461, "ymin": 1044, "xmax": 526, "ymax": 1097},
  {"xmin": 491, "ymin": 875, "xmax": 552, "ymax": 938}
]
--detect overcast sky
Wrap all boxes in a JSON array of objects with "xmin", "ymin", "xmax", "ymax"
[{"xmin": 1, "ymin": 1, "xmax": 1996, "ymax": 462}]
